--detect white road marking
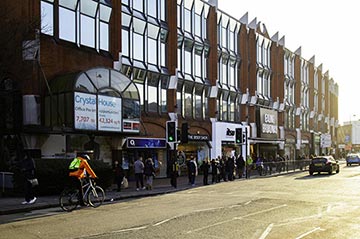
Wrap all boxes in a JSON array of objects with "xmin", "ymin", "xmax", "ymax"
[
  {"xmin": 113, "ymin": 226, "xmax": 148, "ymax": 233},
  {"xmin": 244, "ymin": 200, "xmax": 252, "ymax": 205},
  {"xmin": 258, "ymin": 223, "xmax": 274, "ymax": 239},
  {"xmin": 295, "ymin": 227, "xmax": 325, "ymax": 239},
  {"xmin": 153, "ymin": 218, "xmax": 171, "ymax": 226},
  {"xmin": 187, "ymin": 204, "xmax": 287, "ymax": 234},
  {"xmin": 234, "ymin": 204, "xmax": 287, "ymax": 219}
]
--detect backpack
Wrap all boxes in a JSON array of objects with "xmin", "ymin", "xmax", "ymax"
[{"xmin": 69, "ymin": 157, "xmax": 81, "ymax": 171}]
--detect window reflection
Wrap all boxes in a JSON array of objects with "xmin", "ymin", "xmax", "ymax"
[
  {"xmin": 41, "ymin": 1, "xmax": 54, "ymax": 36},
  {"xmin": 59, "ymin": 7, "xmax": 76, "ymax": 42},
  {"xmin": 55, "ymin": 0, "xmax": 111, "ymax": 51},
  {"xmin": 81, "ymin": 15, "xmax": 95, "ymax": 47}
]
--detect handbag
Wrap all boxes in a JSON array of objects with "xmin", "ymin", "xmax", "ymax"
[
  {"xmin": 28, "ymin": 178, "xmax": 39, "ymax": 187},
  {"xmin": 121, "ymin": 177, "xmax": 129, "ymax": 189}
]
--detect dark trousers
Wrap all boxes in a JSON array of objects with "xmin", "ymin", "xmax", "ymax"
[
  {"xmin": 203, "ymin": 173, "xmax": 208, "ymax": 185},
  {"xmin": 190, "ymin": 174, "xmax": 196, "ymax": 185},
  {"xmin": 24, "ymin": 179, "xmax": 34, "ymax": 202},
  {"xmin": 170, "ymin": 173, "xmax": 177, "ymax": 188},
  {"xmin": 135, "ymin": 173, "xmax": 144, "ymax": 188}
]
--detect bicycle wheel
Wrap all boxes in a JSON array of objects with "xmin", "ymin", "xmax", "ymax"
[
  {"xmin": 87, "ymin": 186, "xmax": 105, "ymax": 208},
  {"xmin": 59, "ymin": 188, "xmax": 79, "ymax": 212}
]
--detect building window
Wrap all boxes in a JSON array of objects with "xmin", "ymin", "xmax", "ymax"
[
  {"xmin": 59, "ymin": 5, "xmax": 76, "ymax": 42},
  {"xmin": 41, "ymin": 0, "xmax": 54, "ymax": 36},
  {"xmin": 50, "ymin": 0, "xmax": 111, "ymax": 51}
]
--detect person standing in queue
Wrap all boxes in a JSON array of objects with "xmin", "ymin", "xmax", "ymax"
[
  {"xmin": 188, "ymin": 155, "xmax": 198, "ymax": 186},
  {"xmin": 134, "ymin": 156, "xmax": 145, "ymax": 191}
]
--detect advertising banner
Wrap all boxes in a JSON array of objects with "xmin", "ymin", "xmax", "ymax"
[
  {"xmin": 74, "ymin": 92, "xmax": 97, "ymax": 130},
  {"xmin": 259, "ymin": 108, "xmax": 278, "ymax": 138},
  {"xmin": 98, "ymin": 95, "xmax": 122, "ymax": 132}
]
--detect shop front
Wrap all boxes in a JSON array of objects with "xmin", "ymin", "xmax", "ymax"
[
  {"xmin": 211, "ymin": 121, "xmax": 247, "ymax": 160},
  {"xmin": 177, "ymin": 134, "xmax": 210, "ymax": 166},
  {"xmin": 120, "ymin": 137, "xmax": 168, "ymax": 178},
  {"xmin": 38, "ymin": 67, "xmax": 141, "ymax": 167},
  {"xmin": 250, "ymin": 108, "xmax": 283, "ymax": 160}
]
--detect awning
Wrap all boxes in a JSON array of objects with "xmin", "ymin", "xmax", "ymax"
[{"xmin": 248, "ymin": 138, "xmax": 285, "ymax": 145}]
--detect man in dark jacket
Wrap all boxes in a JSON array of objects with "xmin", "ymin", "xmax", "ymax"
[{"xmin": 21, "ymin": 152, "xmax": 37, "ymax": 204}]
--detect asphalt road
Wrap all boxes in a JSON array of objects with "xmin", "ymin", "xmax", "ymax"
[{"xmin": 1, "ymin": 162, "xmax": 360, "ymax": 239}]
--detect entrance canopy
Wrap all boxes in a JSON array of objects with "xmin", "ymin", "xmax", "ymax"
[{"xmin": 46, "ymin": 67, "xmax": 140, "ymax": 133}]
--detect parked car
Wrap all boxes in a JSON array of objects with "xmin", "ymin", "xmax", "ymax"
[
  {"xmin": 309, "ymin": 155, "xmax": 340, "ymax": 175},
  {"xmin": 346, "ymin": 153, "xmax": 360, "ymax": 166}
]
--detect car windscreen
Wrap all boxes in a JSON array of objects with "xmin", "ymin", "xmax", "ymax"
[
  {"xmin": 312, "ymin": 158, "xmax": 327, "ymax": 163},
  {"xmin": 347, "ymin": 155, "xmax": 359, "ymax": 159}
]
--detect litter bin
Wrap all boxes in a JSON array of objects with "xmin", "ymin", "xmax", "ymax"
[{"xmin": 0, "ymin": 172, "xmax": 14, "ymax": 194}]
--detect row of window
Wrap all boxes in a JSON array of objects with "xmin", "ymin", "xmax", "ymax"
[{"xmin": 40, "ymin": 0, "xmax": 334, "ymax": 128}]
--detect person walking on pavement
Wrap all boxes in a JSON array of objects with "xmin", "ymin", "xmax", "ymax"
[
  {"xmin": 113, "ymin": 160, "xmax": 124, "ymax": 192},
  {"xmin": 134, "ymin": 156, "xmax": 145, "ymax": 190},
  {"xmin": 20, "ymin": 151, "xmax": 37, "ymax": 205},
  {"xmin": 144, "ymin": 157, "xmax": 156, "ymax": 190},
  {"xmin": 236, "ymin": 154, "xmax": 245, "ymax": 179},
  {"xmin": 188, "ymin": 155, "xmax": 198, "ymax": 186}
]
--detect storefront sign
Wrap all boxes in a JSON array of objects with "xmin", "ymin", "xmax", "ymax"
[
  {"xmin": 123, "ymin": 120, "xmax": 140, "ymax": 132},
  {"xmin": 259, "ymin": 108, "xmax": 278, "ymax": 138},
  {"xmin": 126, "ymin": 138, "xmax": 167, "ymax": 148},
  {"xmin": 98, "ymin": 95, "xmax": 122, "ymax": 131},
  {"xmin": 74, "ymin": 92, "xmax": 97, "ymax": 130},
  {"xmin": 188, "ymin": 134, "xmax": 209, "ymax": 141}
]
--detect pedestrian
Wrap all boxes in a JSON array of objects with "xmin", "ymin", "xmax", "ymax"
[
  {"xmin": 170, "ymin": 158, "xmax": 179, "ymax": 188},
  {"xmin": 144, "ymin": 158, "xmax": 156, "ymax": 190},
  {"xmin": 200, "ymin": 158, "xmax": 210, "ymax": 185},
  {"xmin": 245, "ymin": 155, "xmax": 253, "ymax": 179},
  {"xmin": 113, "ymin": 160, "xmax": 124, "ymax": 192},
  {"xmin": 134, "ymin": 156, "xmax": 145, "ymax": 191},
  {"xmin": 236, "ymin": 154, "xmax": 245, "ymax": 179},
  {"xmin": 20, "ymin": 151, "xmax": 37, "ymax": 205},
  {"xmin": 188, "ymin": 155, "xmax": 198, "ymax": 186},
  {"xmin": 211, "ymin": 159, "xmax": 218, "ymax": 183},
  {"xmin": 256, "ymin": 155, "xmax": 264, "ymax": 176}
]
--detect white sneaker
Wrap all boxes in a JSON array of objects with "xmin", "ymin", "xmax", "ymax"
[
  {"xmin": 136, "ymin": 188, "xmax": 139, "ymax": 191},
  {"xmin": 21, "ymin": 201, "xmax": 28, "ymax": 205},
  {"xmin": 28, "ymin": 197, "xmax": 37, "ymax": 204},
  {"xmin": 142, "ymin": 187, "xmax": 146, "ymax": 190}
]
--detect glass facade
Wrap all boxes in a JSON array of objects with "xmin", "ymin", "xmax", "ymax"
[
  {"xmin": 41, "ymin": 0, "xmax": 112, "ymax": 51},
  {"xmin": 256, "ymin": 34, "xmax": 271, "ymax": 99},
  {"xmin": 217, "ymin": 12, "xmax": 241, "ymax": 122},
  {"xmin": 177, "ymin": 0, "xmax": 210, "ymax": 120},
  {"xmin": 301, "ymin": 60, "xmax": 310, "ymax": 131},
  {"xmin": 284, "ymin": 50, "xmax": 296, "ymax": 129},
  {"xmin": 121, "ymin": 0, "xmax": 168, "ymax": 114}
]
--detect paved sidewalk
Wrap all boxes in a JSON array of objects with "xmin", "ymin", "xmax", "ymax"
[{"xmin": 0, "ymin": 176, "xmax": 200, "ymax": 215}]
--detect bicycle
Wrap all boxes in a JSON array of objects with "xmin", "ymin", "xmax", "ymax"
[{"xmin": 59, "ymin": 177, "xmax": 105, "ymax": 212}]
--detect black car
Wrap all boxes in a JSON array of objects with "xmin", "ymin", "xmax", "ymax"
[{"xmin": 309, "ymin": 156, "xmax": 340, "ymax": 175}]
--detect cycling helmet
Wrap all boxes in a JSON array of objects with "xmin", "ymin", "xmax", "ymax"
[{"xmin": 81, "ymin": 154, "xmax": 90, "ymax": 161}]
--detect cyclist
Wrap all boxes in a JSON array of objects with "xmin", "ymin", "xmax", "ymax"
[{"xmin": 69, "ymin": 154, "xmax": 97, "ymax": 205}]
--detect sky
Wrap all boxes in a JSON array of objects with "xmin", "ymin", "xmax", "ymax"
[{"xmin": 218, "ymin": 0, "xmax": 359, "ymax": 125}]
